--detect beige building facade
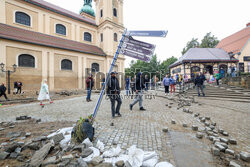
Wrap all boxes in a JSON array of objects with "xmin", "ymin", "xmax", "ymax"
[{"xmin": 0, "ymin": 0, "xmax": 125, "ymax": 92}]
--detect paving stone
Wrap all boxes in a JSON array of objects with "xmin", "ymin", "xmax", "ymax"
[
  {"xmin": 205, "ymin": 122, "xmax": 210, "ymax": 126},
  {"xmin": 0, "ymin": 152, "xmax": 9, "ymax": 160},
  {"xmin": 182, "ymin": 123, "xmax": 188, "ymax": 127},
  {"xmin": 91, "ymin": 156, "xmax": 104, "ymax": 165},
  {"xmin": 220, "ymin": 137, "xmax": 229, "ymax": 144},
  {"xmin": 215, "ymin": 142, "xmax": 228, "ymax": 149},
  {"xmin": 210, "ymin": 125, "xmax": 215, "ymax": 130},
  {"xmin": 211, "ymin": 122, "xmax": 216, "ymax": 126},
  {"xmin": 6, "ymin": 132, "xmax": 21, "ymax": 138},
  {"xmin": 32, "ymin": 136, "xmax": 47, "ymax": 142},
  {"xmin": 162, "ymin": 127, "xmax": 168, "ymax": 132},
  {"xmin": 229, "ymin": 139, "xmax": 237, "ymax": 145},
  {"xmin": 171, "ymin": 119, "xmax": 176, "ymax": 124},
  {"xmin": 81, "ymin": 148, "xmax": 93, "ymax": 158},
  {"xmin": 229, "ymin": 161, "xmax": 241, "ymax": 167},
  {"xmin": 196, "ymin": 132, "xmax": 203, "ymax": 139},
  {"xmin": 194, "ymin": 113, "xmax": 199, "ymax": 117},
  {"xmin": 77, "ymin": 157, "xmax": 88, "ymax": 167},
  {"xmin": 0, "ymin": 128, "xmax": 5, "ymax": 131},
  {"xmin": 115, "ymin": 160, "xmax": 125, "ymax": 167},
  {"xmin": 240, "ymin": 151, "xmax": 250, "ymax": 162},
  {"xmin": 95, "ymin": 162, "xmax": 113, "ymax": 167},
  {"xmin": 225, "ymin": 149, "xmax": 235, "ymax": 156},
  {"xmin": 222, "ymin": 131, "xmax": 229, "ymax": 136},
  {"xmin": 201, "ymin": 118, "xmax": 206, "ymax": 122},
  {"xmin": 62, "ymin": 154, "xmax": 73, "ymax": 161},
  {"xmin": 30, "ymin": 142, "xmax": 53, "ymax": 167},
  {"xmin": 211, "ymin": 147, "xmax": 220, "ymax": 156},
  {"xmin": 218, "ymin": 128, "xmax": 224, "ymax": 134},
  {"xmin": 49, "ymin": 133, "xmax": 64, "ymax": 144},
  {"xmin": 214, "ymin": 143, "xmax": 226, "ymax": 152},
  {"xmin": 9, "ymin": 152, "xmax": 18, "ymax": 159},
  {"xmin": 192, "ymin": 125, "xmax": 198, "ymax": 131}
]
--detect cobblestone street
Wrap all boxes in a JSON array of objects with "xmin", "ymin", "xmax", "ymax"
[{"xmin": 0, "ymin": 90, "xmax": 250, "ymax": 166}]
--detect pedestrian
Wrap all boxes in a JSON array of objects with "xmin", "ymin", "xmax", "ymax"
[
  {"xmin": 170, "ymin": 76, "xmax": 176, "ymax": 95},
  {"xmin": 107, "ymin": 72, "xmax": 122, "ymax": 118},
  {"xmin": 215, "ymin": 72, "xmax": 221, "ymax": 86},
  {"xmin": 144, "ymin": 75, "xmax": 150, "ymax": 91},
  {"xmin": 130, "ymin": 77, "xmax": 135, "ymax": 95},
  {"xmin": 129, "ymin": 72, "xmax": 146, "ymax": 111},
  {"xmin": 86, "ymin": 74, "xmax": 94, "ymax": 102},
  {"xmin": 125, "ymin": 75, "xmax": 131, "ymax": 96},
  {"xmin": 0, "ymin": 83, "xmax": 8, "ymax": 101},
  {"xmin": 162, "ymin": 74, "xmax": 170, "ymax": 95},
  {"xmin": 194, "ymin": 73, "xmax": 205, "ymax": 97},
  {"xmin": 17, "ymin": 81, "xmax": 23, "ymax": 94},
  {"xmin": 14, "ymin": 81, "xmax": 18, "ymax": 94},
  {"xmin": 38, "ymin": 79, "xmax": 53, "ymax": 106}
]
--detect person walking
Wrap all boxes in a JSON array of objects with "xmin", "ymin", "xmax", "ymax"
[
  {"xmin": 0, "ymin": 83, "xmax": 8, "ymax": 101},
  {"xmin": 125, "ymin": 75, "xmax": 131, "ymax": 96},
  {"xmin": 215, "ymin": 72, "xmax": 221, "ymax": 86},
  {"xmin": 144, "ymin": 75, "xmax": 150, "ymax": 91},
  {"xmin": 162, "ymin": 74, "xmax": 170, "ymax": 95},
  {"xmin": 17, "ymin": 81, "xmax": 23, "ymax": 94},
  {"xmin": 170, "ymin": 76, "xmax": 176, "ymax": 95},
  {"xmin": 38, "ymin": 79, "xmax": 53, "ymax": 106},
  {"xmin": 107, "ymin": 72, "xmax": 122, "ymax": 118},
  {"xmin": 14, "ymin": 81, "xmax": 18, "ymax": 94},
  {"xmin": 194, "ymin": 73, "xmax": 205, "ymax": 97},
  {"xmin": 130, "ymin": 77, "xmax": 135, "ymax": 95},
  {"xmin": 86, "ymin": 74, "xmax": 94, "ymax": 102},
  {"xmin": 129, "ymin": 72, "xmax": 146, "ymax": 111}
]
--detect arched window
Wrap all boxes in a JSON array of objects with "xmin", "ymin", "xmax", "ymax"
[
  {"xmin": 56, "ymin": 24, "xmax": 66, "ymax": 35},
  {"xmin": 92, "ymin": 63, "xmax": 99, "ymax": 72},
  {"xmin": 114, "ymin": 33, "xmax": 118, "ymax": 42},
  {"xmin": 113, "ymin": 8, "xmax": 117, "ymax": 17},
  {"xmin": 100, "ymin": 9, "xmax": 103, "ymax": 17},
  {"xmin": 15, "ymin": 12, "xmax": 31, "ymax": 26},
  {"xmin": 101, "ymin": 33, "xmax": 103, "ymax": 42},
  {"xmin": 191, "ymin": 66, "xmax": 200, "ymax": 73},
  {"xmin": 84, "ymin": 32, "xmax": 92, "ymax": 42},
  {"xmin": 61, "ymin": 59, "xmax": 72, "ymax": 70},
  {"xmin": 18, "ymin": 54, "xmax": 35, "ymax": 68}
]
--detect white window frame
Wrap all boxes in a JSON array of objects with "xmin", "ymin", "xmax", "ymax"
[{"xmin": 54, "ymin": 23, "xmax": 67, "ymax": 36}]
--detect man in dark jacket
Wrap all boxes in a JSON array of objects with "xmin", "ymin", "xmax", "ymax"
[
  {"xmin": 129, "ymin": 72, "xmax": 146, "ymax": 111},
  {"xmin": 17, "ymin": 81, "xmax": 23, "ymax": 94},
  {"xmin": 107, "ymin": 72, "xmax": 122, "ymax": 118},
  {"xmin": 144, "ymin": 75, "xmax": 150, "ymax": 91},
  {"xmin": 86, "ymin": 74, "xmax": 94, "ymax": 102},
  {"xmin": 0, "ymin": 83, "xmax": 8, "ymax": 100},
  {"xmin": 194, "ymin": 72, "xmax": 205, "ymax": 97}
]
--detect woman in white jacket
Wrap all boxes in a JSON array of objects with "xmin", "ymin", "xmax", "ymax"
[{"xmin": 38, "ymin": 79, "xmax": 53, "ymax": 106}]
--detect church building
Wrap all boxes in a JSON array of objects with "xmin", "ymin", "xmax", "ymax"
[{"xmin": 0, "ymin": 0, "xmax": 125, "ymax": 91}]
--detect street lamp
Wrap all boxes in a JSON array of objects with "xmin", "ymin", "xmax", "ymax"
[{"xmin": 0, "ymin": 63, "xmax": 17, "ymax": 94}]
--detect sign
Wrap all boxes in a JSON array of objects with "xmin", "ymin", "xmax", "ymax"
[
  {"xmin": 127, "ymin": 30, "xmax": 168, "ymax": 37},
  {"xmin": 243, "ymin": 56, "xmax": 250, "ymax": 61},
  {"xmin": 120, "ymin": 49, "xmax": 151, "ymax": 62},
  {"xmin": 122, "ymin": 43, "xmax": 154, "ymax": 56},
  {"xmin": 124, "ymin": 36, "xmax": 155, "ymax": 50}
]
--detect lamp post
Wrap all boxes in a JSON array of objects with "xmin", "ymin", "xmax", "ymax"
[{"xmin": 0, "ymin": 63, "xmax": 17, "ymax": 94}]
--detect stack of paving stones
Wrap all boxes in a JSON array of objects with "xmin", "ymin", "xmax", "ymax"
[{"xmin": 163, "ymin": 93, "xmax": 250, "ymax": 167}]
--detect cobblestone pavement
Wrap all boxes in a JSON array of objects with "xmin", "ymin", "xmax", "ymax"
[{"xmin": 0, "ymin": 90, "xmax": 249, "ymax": 166}]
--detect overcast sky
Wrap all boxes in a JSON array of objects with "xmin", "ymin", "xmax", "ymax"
[{"xmin": 46, "ymin": 0, "xmax": 250, "ymax": 67}]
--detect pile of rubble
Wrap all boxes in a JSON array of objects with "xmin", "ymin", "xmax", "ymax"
[{"xmin": 56, "ymin": 90, "xmax": 79, "ymax": 96}]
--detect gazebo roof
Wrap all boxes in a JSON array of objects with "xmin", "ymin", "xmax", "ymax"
[{"xmin": 169, "ymin": 48, "xmax": 238, "ymax": 68}]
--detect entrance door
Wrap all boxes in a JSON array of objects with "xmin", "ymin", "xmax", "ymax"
[{"xmin": 205, "ymin": 65, "xmax": 213, "ymax": 75}]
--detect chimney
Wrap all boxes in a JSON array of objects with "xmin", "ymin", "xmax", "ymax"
[{"xmin": 247, "ymin": 23, "xmax": 250, "ymax": 27}]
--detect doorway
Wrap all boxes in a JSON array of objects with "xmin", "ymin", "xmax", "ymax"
[{"xmin": 205, "ymin": 65, "xmax": 213, "ymax": 75}]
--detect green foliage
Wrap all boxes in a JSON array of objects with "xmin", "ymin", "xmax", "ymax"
[
  {"xmin": 200, "ymin": 32, "xmax": 219, "ymax": 48},
  {"xmin": 182, "ymin": 32, "xmax": 220, "ymax": 55},
  {"xmin": 126, "ymin": 55, "xmax": 178, "ymax": 79},
  {"xmin": 182, "ymin": 38, "xmax": 199, "ymax": 55}
]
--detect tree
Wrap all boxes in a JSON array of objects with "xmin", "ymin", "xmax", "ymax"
[
  {"xmin": 200, "ymin": 32, "xmax": 219, "ymax": 48},
  {"xmin": 181, "ymin": 38, "xmax": 200, "ymax": 55}
]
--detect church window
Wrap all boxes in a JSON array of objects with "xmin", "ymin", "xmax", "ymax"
[
  {"xmin": 18, "ymin": 54, "xmax": 35, "ymax": 68},
  {"xmin": 101, "ymin": 33, "xmax": 103, "ymax": 42},
  {"xmin": 56, "ymin": 24, "xmax": 66, "ymax": 35},
  {"xmin": 61, "ymin": 59, "xmax": 72, "ymax": 70},
  {"xmin": 84, "ymin": 32, "xmax": 92, "ymax": 42},
  {"xmin": 113, "ymin": 8, "xmax": 117, "ymax": 17},
  {"xmin": 92, "ymin": 63, "xmax": 99, "ymax": 72},
  {"xmin": 114, "ymin": 33, "xmax": 118, "ymax": 42},
  {"xmin": 15, "ymin": 12, "xmax": 31, "ymax": 26},
  {"xmin": 100, "ymin": 9, "xmax": 103, "ymax": 17}
]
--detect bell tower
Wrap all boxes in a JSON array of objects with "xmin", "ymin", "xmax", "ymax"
[{"xmin": 94, "ymin": 0, "xmax": 124, "ymax": 56}]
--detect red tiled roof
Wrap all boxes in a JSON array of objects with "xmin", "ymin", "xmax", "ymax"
[
  {"xmin": 0, "ymin": 23, "xmax": 106, "ymax": 56},
  {"xmin": 216, "ymin": 25, "xmax": 250, "ymax": 54},
  {"xmin": 23, "ymin": 0, "xmax": 97, "ymax": 26}
]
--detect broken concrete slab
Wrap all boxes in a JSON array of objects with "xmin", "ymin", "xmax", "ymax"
[{"xmin": 30, "ymin": 142, "xmax": 53, "ymax": 167}]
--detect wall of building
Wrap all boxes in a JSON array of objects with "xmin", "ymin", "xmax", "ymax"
[{"xmin": 238, "ymin": 40, "xmax": 250, "ymax": 72}]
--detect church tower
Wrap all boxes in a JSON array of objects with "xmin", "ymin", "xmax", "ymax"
[{"xmin": 94, "ymin": 0, "xmax": 124, "ymax": 59}]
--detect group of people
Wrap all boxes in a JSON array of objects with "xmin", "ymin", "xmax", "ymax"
[{"xmin": 162, "ymin": 74, "xmax": 176, "ymax": 95}]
